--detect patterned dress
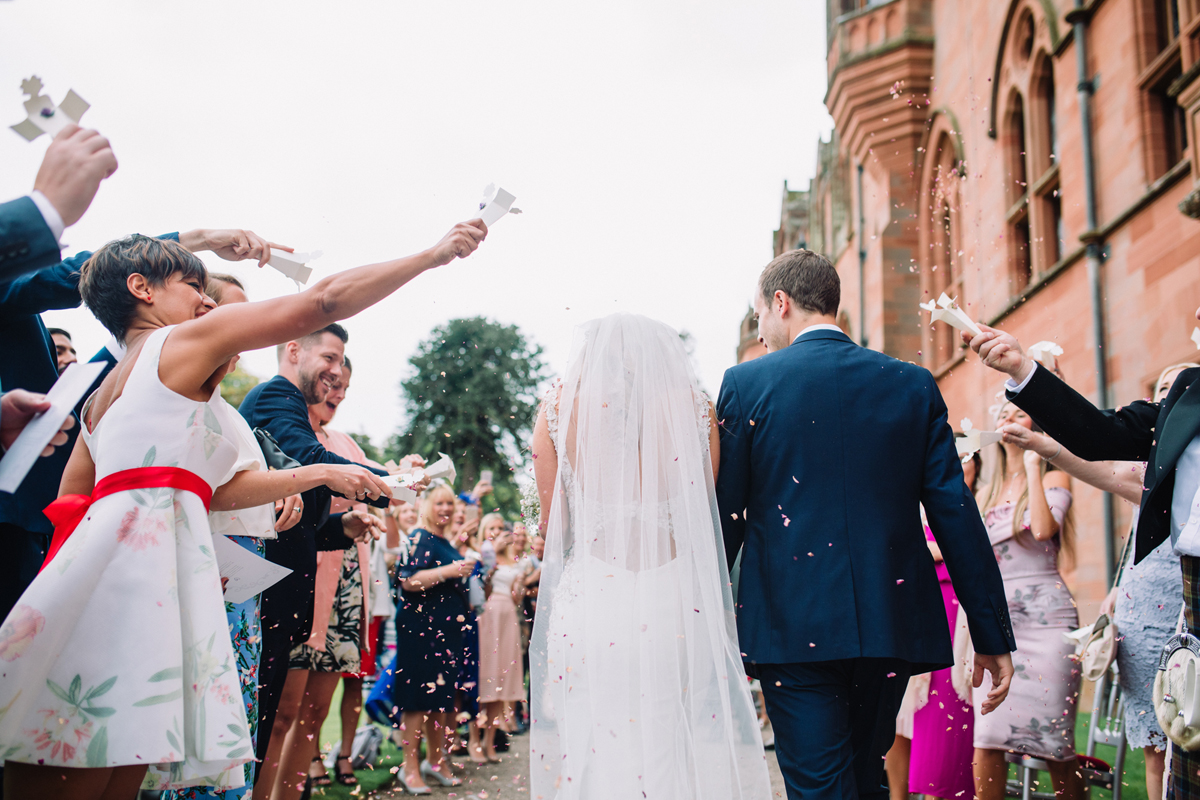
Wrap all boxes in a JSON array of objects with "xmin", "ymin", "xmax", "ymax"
[
  {"xmin": 0, "ymin": 325, "xmax": 252, "ymax": 791},
  {"xmin": 974, "ymin": 486, "xmax": 1080, "ymax": 761}
]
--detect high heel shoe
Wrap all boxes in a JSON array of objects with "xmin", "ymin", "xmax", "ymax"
[
  {"xmin": 421, "ymin": 758, "xmax": 464, "ymax": 787},
  {"xmin": 395, "ymin": 770, "xmax": 432, "ymax": 796}
]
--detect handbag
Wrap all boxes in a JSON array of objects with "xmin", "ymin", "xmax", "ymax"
[
  {"xmin": 253, "ymin": 428, "xmax": 302, "ymax": 471},
  {"xmin": 1072, "ymin": 527, "xmax": 1133, "ymax": 681},
  {"xmin": 1154, "ymin": 607, "xmax": 1200, "ymax": 751}
]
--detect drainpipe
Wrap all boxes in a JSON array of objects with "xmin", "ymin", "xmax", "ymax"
[
  {"xmin": 857, "ymin": 162, "xmax": 868, "ymax": 348},
  {"xmin": 1067, "ymin": 0, "xmax": 1115, "ymax": 582}
]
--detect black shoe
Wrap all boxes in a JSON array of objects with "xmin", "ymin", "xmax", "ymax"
[{"xmin": 494, "ymin": 728, "xmax": 510, "ymax": 752}]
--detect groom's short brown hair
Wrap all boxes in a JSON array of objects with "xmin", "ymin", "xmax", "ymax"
[{"xmin": 759, "ymin": 249, "xmax": 840, "ymax": 317}]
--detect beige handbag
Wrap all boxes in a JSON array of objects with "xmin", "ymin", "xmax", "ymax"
[
  {"xmin": 1081, "ymin": 614, "xmax": 1118, "ymax": 682},
  {"xmin": 1154, "ymin": 608, "xmax": 1200, "ymax": 751}
]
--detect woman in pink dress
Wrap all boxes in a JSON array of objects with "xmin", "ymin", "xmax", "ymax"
[
  {"xmin": 906, "ymin": 443, "xmax": 980, "ymax": 799},
  {"xmin": 477, "ymin": 515, "xmax": 526, "ymax": 761}
]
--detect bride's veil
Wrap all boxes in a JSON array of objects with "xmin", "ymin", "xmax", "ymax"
[{"xmin": 529, "ymin": 314, "xmax": 768, "ymax": 800}]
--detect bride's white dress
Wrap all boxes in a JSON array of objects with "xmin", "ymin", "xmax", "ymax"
[{"xmin": 529, "ymin": 314, "xmax": 769, "ymax": 800}]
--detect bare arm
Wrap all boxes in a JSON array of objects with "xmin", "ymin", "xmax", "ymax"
[
  {"xmin": 58, "ymin": 434, "xmax": 96, "ymax": 498},
  {"xmin": 210, "ymin": 462, "xmax": 391, "ymax": 511},
  {"xmin": 401, "ymin": 557, "xmax": 476, "ymax": 593},
  {"xmin": 384, "ymin": 511, "xmax": 401, "ymax": 550},
  {"xmin": 1024, "ymin": 452, "xmax": 1069, "ymax": 541},
  {"xmin": 532, "ymin": 405, "xmax": 558, "ymax": 535},
  {"xmin": 1000, "ymin": 424, "xmax": 1143, "ymax": 504},
  {"xmin": 708, "ymin": 402, "xmax": 720, "ymax": 482},
  {"xmin": 161, "ymin": 221, "xmax": 487, "ymax": 395}
]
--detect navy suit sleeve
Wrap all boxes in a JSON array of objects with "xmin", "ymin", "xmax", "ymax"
[
  {"xmin": 0, "ymin": 197, "xmax": 61, "ymax": 285},
  {"xmin": 316, "ymin": 513, "xmax": 352, "ymax": 551},
  {"xmin": 0, "ymin": 252, "xmax": 85, "ymax": 316},
  {"xmin": 250, "ymin": 380, "xmax": 389, "ymax": 507},
  {"xmin": 715, "ymin": 368, "xmax": 750, "ymax": 571},
  {"xmin": 919, "ymin": 372, "xmax": 1016, "ymax": 656},
  {"xmin": 1008, "ymin": 364, "xmax": 1158, "ymax": 462}
]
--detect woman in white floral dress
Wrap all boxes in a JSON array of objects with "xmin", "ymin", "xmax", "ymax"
[{"xmin": 0, "ymin": 222, "xmax": 485, "ymax": 799}]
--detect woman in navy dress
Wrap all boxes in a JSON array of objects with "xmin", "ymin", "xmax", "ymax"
[{"xmin": 393, "ymin": 483, "xmax": 478, "ymax": 793}]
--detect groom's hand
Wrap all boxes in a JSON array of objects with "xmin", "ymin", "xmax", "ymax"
[
  {"xmin": 973, "ymin": 652, "xmax": 1014, "ymax": 715},
  {"xmin": 963, "ymin": 324, "xmax": 1034, "ymax": 384}
]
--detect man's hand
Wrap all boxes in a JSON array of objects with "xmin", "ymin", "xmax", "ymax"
[
  {"xmin": 33, "ymin": 124, "xmax": 118, "ymax": 228},
  {"xmin": 0, "ymin": 390, "xmax": 74, "ymax": 455},
  {"xmin": 274, "ymin": 494, "xmax": 304, "ymax": 532},
  {"xmin": 429, "ymin": 220, "xmax": 487, "ymax": 267},
  {"xmin": 963, "ymin": 324, "xmax": 1033, "ymax": 383},
  {"xmin": 324, "ymin": 464, "xmax": 391, "ymax": 502},
  {"xmin": 973, "ymin": 652, "xmax": 1014, "ymax": 715},
  {"xmin": 178, "ymin": 229, "xmax": 293, "ymax": 267},
  {"xmin": 342, "ymin": 508, "xmax": 383, "ymax": 544}
]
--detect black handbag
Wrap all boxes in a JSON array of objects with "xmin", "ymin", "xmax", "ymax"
[{"xmin": 253, "ymin": 428, "xmax": 301, "ymax": 471}]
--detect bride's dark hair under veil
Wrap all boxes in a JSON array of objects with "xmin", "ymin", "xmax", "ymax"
[{"xmin": 529, "ymin": 313, "xmax": 769, "ymax": 800}]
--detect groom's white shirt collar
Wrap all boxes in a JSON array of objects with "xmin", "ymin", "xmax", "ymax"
[{"xmin": 792, "ymin": 324, "xmax": 844, "ymax": 344}]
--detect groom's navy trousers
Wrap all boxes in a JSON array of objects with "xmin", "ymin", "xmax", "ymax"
[{"xmin": 717, "ymin": 328, "xmax": 1015, "ymax": 799}]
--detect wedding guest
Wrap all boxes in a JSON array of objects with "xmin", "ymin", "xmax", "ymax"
[
  {"xmin": 238, "ymin": 326, "xmax": 399, "ymax": 796},
  {"xmin": 0, "ymin": 217, "xmax": 479, "ymax": 797},
  {"xmin": 905, "ymin": 443, "xmax": 979, "ymax": 800},
  {"xmin": 162, "ymin": 272, "xmax": 368, "ymax": 800},
  {"xmin": 449, "ymin": 504, "xmax": 485, "ymax": 763},
  {"xmin": 46, "ymin": 328, "xmax": 76, "ymax": 373},
  {"xmin": 477, "ymin": 515, "xmax": 526, "ymax": 760},
  {"xmin": 973, "ymin": 400, "xmax": 1081, "ymax": 800},
  {"xmin": 393, "ymin": 484, "xmax": 477, "ymax": 792},
  {"xmin": 0, "ymin": 124, "xmax": 117, "ymax": 284},
  {"xmin": 999, "ymin": 362, "xmax": 1197, "ymax": 800}
]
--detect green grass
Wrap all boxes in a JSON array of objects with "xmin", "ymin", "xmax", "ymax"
[{"xmin": 1004, "ymin": 711, "xmax": 1148, "ymax": 800}]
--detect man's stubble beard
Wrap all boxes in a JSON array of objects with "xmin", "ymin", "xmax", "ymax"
[{"xmin": 298, "ymin": 365, "xmax": 326, "ymax": 405}]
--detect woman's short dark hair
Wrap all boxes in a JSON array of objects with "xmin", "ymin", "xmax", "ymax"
[
  {"xmin": 79, "ymin": 235, "xmax": 208, "ymax": 343},
  {"xmin": 759, "ymin": 249, "xmax": 840, "ymax": 317}
]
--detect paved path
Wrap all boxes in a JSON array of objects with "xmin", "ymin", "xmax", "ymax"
[{"xmin": 378, "ymin": 731, "xmax": 788, "ymax": 798}]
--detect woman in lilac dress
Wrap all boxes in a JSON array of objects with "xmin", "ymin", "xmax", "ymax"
[
  {"xmin": 973, "ymin": 401, "xmax": 1082, "ymax": 800},
  {"xmin": 907, "ymin": 447, "xmax": 980, "ymax": 800}
]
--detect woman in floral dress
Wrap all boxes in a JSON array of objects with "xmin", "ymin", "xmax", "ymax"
[
  {"xmin": 0, "ymin": 221, "xmax": 485, "ymax": 798},
  {"xmin": 972, "ymin": 400, "xmax": 1082, "ymax": 800}
]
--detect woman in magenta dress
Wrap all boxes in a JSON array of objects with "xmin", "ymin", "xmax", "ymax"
[{"xmin": 907, "ymin": 446, "xmax": 979, "ymax": 799}]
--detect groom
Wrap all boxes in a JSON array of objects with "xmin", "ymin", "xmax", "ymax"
[{"xmin": 716, "ymin": 250, "xmax": 1016, "ymax": 799}]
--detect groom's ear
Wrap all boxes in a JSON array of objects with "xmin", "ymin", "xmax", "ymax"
[{"xmin": 774, "ymin": 290, "xmax": 791, "ymax": 318}]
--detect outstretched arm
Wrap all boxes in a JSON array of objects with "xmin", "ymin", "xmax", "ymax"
[
  {"xmin": 999, "ymin": 423, "xmax": 1146, "ymax": 504},
  {"xmin": 211, "ymin": 462, "xmax": 389, "ymax": 511},
  {"xmin": 162, "ymin": 220, "xmax": 487, "ymax": 394}
]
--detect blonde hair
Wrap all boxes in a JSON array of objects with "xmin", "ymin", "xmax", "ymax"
[
  {"xmin": 1156, "ymin": 363, "xmax": 1200, "ymax": 399},
  {"xmin": 418, "ymin": 484, "xmax": 457, "ymax": 533},
  {"xmin": 980, "ymin": 402, "xmax": 1075, "ymax": 568},
  {"xmin": 480, "ymin": 512, "xmax": 508, "ymax": 556}
]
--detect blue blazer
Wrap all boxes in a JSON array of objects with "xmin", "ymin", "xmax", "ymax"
[
  {"xmin": 716, "ymin": 328, "xmax": 1015, "ymax": 672},
  {"xmin": 239, "ymin": 375, "xmax": 388, "ymax": 641},
  {"xmin": 0, "ymin": 197, "xmax": 61, "ymax": 285},
  {"xmin": 0, "ymin": 254, "xmax": 88, "ymax": 528}
]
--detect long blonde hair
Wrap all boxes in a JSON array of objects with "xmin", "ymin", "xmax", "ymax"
[
  {"xmin": 418, "ymin": 483, "xmax": 457, "ymax": 534},
  {"xmin": 980, "ymin": 404, "xmax": 1075, "ymax": 567}
]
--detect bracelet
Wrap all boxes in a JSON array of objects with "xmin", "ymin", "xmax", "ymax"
[{"xmin": 1046, "ymin": 443, "xmax": 1062, "ymax": 461}]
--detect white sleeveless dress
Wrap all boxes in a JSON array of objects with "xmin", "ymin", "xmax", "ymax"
[{"xmin": 0, "ymin": 325, "xmax": 253, "ymax": 791}]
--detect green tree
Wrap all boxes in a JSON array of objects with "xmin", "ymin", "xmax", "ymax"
[
  {"xmin": 220, "ymin": 365, "xmax": 260, "ymax": 409},
  {"xmin": 349, "ymin": 432, "xmax": 384, "ymax": 465},
  {"xmin": 388, "ymin": 317, "xmax": 550, "ymax": 514}
]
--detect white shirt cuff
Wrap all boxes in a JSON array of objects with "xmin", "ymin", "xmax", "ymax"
[
  {"xmin": 28, "ymin": 190, "xmax": 65, "ymax": 244},
  {"xmin": 1004, "ymin": 362, "xmax": 1038, "ymax": 394}
]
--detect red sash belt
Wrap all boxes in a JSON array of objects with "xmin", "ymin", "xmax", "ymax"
[{"xmin": 40, "ymin": 466, "xmax": 213, "ymax": 572}]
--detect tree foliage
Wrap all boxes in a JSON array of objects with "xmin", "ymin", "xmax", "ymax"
[
  {"xmin": 220, "ymin": 365, "xmax": 261, "ymax": 409},
  {"xmin": 387, "ymin": 317, "xmax": 550, "ymax": 513}
]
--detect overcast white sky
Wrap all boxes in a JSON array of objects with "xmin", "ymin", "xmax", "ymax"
[{"xmin": 1, "ymin": 0, "xmax": 831, "ymax": 446}]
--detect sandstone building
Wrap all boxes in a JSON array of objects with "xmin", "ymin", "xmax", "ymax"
[{"xmin": 762, "ymin": 0, "xmax": 1200, "ymax": 615}]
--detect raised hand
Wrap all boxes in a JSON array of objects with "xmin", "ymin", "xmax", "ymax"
[
  {"xmin": 184, "ymin": 229, "xmax": 293, "ymax": 267},
  {"xmin": 324, "ymin": 464, "xmax": 391, "ymax": 502},
  {"xmin": 963, "ymin": 324, "xmax": 1033, "ymax": 382},
  {"xmin": 429, "ymin": 220, "xmax": 487, "ymax": 267},
  {"xmin": 973, "ymin": 652, "xmax": 1014, "ymax": 715},
  {"xmin": 0, "ymin": 389, "xmax": 74, "ymax": 456},
  {"xmin": 33, "ymin": 124, "xmax": 118, "ymax": 228}
]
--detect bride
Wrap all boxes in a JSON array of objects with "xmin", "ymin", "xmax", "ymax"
[{"xmin": 528, "ymin": 314, "xmax": 770, "ymax": 800}]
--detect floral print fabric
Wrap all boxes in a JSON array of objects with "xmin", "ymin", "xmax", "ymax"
[{"xmin": 0, "ymin": 326, "xmax": 252, "ymax": 791}]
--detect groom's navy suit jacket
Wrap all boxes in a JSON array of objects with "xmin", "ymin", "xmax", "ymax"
[{"xmin": 716, "ymin": 328, "xmax": 1015, "ymax": 673}]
